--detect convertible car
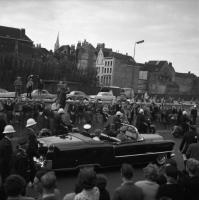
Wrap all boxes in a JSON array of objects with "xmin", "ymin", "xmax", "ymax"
[{"xmin": 35, "ymin": 124, "xmax": 175, "ymax": 171}]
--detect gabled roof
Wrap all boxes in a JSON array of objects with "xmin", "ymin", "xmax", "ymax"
[
  {"xmin": 112, "ymin": 52, "xmax": 135, "ymax": 64},
  {"xmin": 0, "ymin": 25, "xmax": 32, "ymax": 42},
  {"xmin": 99, "ymin": 48, "xmax": 135, "ymax": 64},
  {"xmin": 33, "ymin": 47, "xmax": 50, "ymax": 57}
]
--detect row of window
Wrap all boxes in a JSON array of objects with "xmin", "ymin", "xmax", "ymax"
[
  {"xmin": 98, "ymin": 75, "xmax": 111, "ymax": 86},
  {"xmin": 105, "ymin": 60, "xmax": 113, "ymax": 66},
  {"xmin": 96, "ymin": 67, "xmax": 112, "ymax": 74}
]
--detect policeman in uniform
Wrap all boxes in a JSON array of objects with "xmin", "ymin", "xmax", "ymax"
[
  {"xmin": 0, "ymin": 125, "xmax": 15, "ymax": 183},
  {"xmin": 25, "ymin": 118, "xmax": 39, "ymax": 185}
]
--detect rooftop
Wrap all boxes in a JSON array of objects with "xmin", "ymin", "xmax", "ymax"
[{"xmin": 0, "ymin": 25, "xmax": 32, "ymax": 42}]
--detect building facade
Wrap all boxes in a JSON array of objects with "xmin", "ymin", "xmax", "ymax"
[
  {"xmin": 175, "ymin": 72, "xmax": 197, "ymax": 95},
  {"xmin": 96, "ymin": 46, "xmax": 136, "ymax": 88},
  {"xmin": 76, "ymin": 40, "xmax": 96, "ymax": 72},
  {"xmin": 0, "ymin": 25, "xmax": 33, "ymax": 57},
  {"xmin": 137, "ymin": 61, "xmax": 178, "ymax": 95}
]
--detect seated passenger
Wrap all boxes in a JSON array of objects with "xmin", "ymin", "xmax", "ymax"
[{"xmin": 117, "ymin": 126, "xmax": 130, "ymax": 142}]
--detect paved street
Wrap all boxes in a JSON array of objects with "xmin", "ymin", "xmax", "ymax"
[{"xmin": 54, "ymin": 128, "xmax": 184, "ymax": 198}]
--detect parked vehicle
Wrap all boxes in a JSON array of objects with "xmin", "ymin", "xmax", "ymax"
[
  {"xmin": 22, "ymin": 89, "xmax": 56, "ymax": 101},
  {"xmin": 35, "ymin": 124, "xmax": 175, "ymax": 171},
  {"xmin": 0, "ymin": 88, "xmax": 15, "ymax": 99},
  {"xmin": 66, "ymin": 91, "xmax": 89, "ymax": 101},
  {"xmin": 93, "ymin": 92, "xmax": 116, "ymax": 104}
]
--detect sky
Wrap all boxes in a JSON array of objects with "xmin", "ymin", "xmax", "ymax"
[{"xmin": 0, "ymin": 0, "xmax": 199, "ymax": 75}]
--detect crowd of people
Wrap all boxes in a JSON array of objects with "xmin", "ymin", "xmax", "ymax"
[
  {"xmin": 1, "ymin": 78, "xmax": 199, "ymax": 200},
  {"xmin": 1, "ymin": 158, "xmax": 199, "ymax": 200}
]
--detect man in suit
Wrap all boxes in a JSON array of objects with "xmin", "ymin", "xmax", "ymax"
[
  {"xmin": 186, "ymin": 133, "xmax": 199, "ymax": 161},
  {"xmin": 112, "ymin": 163, "xmax": 143, "ymax": 200}
]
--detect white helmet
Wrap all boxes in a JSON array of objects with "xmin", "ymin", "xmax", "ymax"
[
  {"xmin": 58, "ymin": 108, "xmax": 65, "ymax": 114},
  {"xmin": 116, "ymin": 111, "xmax": 123, "ymax": 116},
  {"xmin": 139, "ymin": 108, "xmax": 144, "ymax": 114},
  {"xmin": 26, "ymin": 118, "xmax": 37, "ymax": 127},
  {"xmin": 83, "ymin": 124, "xmax": 91, "ymax": 130},
  {"xmin": 182, "ymin": 111, "xmax": 187, "ymax": 115},
  {"xmin": 3, "ymin": 125, "xmax": 16, "ymax": 134}
]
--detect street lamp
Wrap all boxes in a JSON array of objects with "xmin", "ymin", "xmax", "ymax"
[{"xmin": 133, "ymin": 40, "xmax": 144, "ymax": 59}]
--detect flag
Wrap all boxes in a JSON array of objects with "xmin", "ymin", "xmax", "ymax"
[
  {"xmin": 54, "ymin": 33, "xmax": 60, "ymax": 52},
  {"xmin": 136, "ymin": 40, "xmax": 144, "ymax": 44}
]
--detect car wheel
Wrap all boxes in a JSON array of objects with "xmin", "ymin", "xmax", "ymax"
[
  {"xmin": 67, "ymin": 97, "xmax": 72, "ymax": 101},
  {"xmin": 156, "ymin": 154, "xmax": 167, "ymax": 165}
]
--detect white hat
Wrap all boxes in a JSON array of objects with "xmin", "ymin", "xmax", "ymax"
[
  {"xmin": 139, "ymin": 108, "xmax": 144, "ymax": 114},
  {"xmin": 26, "ymin": 118, "xmax": 37, "ymax": 127},
  {"xmin": 116, "ymin": 111, "xmax": 123, "ymax": 116},
  {"xmin": 182, "ymin": 111, "xmax": 187, "ymax": 115},
  {"xmin": 58, "ymin": 108, "xmax": 65, "ymax": 114},
  {"xmin": 83, "ymin": 124, "xmax": 91, "ymax": 130},
  {"xmin": 3, "ymin": 125, "xmax": 16, "ymax": 134}
]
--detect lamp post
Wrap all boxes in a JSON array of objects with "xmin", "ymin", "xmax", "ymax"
[{"xmin": 133, "ymin": 40, "xmax": 144, "ymax": 59}]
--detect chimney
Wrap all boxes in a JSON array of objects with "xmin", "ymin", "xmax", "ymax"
[{"xmin": 20, "ymin": 28, "xmax": 25, "ymax": 38}]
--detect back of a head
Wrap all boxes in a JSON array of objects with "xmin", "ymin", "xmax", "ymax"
[
  {"xmin": 78, "ymin": 167, "xmax": 97, "ymax": 190},
  {"xmin": 35, "ymin": 168, "xmax": 50, "ymax": 181},
  {"xmin": 41, "ymin": 171, "xmax": 57, "ymax": 191},
  {"xmin": 165, "ymin": 165, "xmax": 178, "ymax": 180},
  {"xmin": 96, "ymin": 174, "xmax": 108, "ymax": 190},
  {"xmin": 121, "ymin": 163, "xmax": 134, "ymax": 180},
  {"xmin": 4, "ymin": 174, "xmax": 26, "ymax": 197},
  {"xmin": 186, "ymin": 158, "xmax": 199, "ymax": 176},
  {"xmin": 143, "ymin": 163, "xmax": 159, "ymax": 182}
]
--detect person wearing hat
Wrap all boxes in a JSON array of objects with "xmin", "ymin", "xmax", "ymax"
[
  {"xmin": 181, "ymin": 110, "xmax": 191, "ymax": 135},
  {"xmin": 25, "ymin": 118, "xmax": 39, "ymax": 185},
  {"xmin": 135, "ymin": 108, "xmax": 147, "ymax": 134},
  {"xmin": 0, "ymin": 125, "xmax": 15, "ymax": 183},
  {"xmin": 190, "ymin": 105, "xmax": 197, "ymax": 125}
]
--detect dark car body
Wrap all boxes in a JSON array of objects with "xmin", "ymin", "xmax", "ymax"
[{"xmin": 36, "ymin": 125, "xmax": 175, "ymax": 171}]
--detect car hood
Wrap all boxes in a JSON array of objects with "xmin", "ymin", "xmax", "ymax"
[
  {"xmin": 38, "ymin": 133, "xmax": 95, "ymax": 150},
  {"xmin": 140, "ymin": 134, "xmax": 163, "ymax": 142}
]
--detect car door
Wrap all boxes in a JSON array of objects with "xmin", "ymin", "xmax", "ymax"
[{"xmin": 113, "ymin": 140, "xmax": 150, "ymax": 165}]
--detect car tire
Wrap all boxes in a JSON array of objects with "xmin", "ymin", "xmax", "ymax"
[
  {"xmin": 67, "ymin": 98, "xmax": 72, "ymax": 101},
  {"xmin": 156, "ymin": 154, "xmax": 167, "ymax": 165}
]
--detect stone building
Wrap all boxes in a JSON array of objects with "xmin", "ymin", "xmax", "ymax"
[
  {"xmin": 137, "ymin": 61, "xmax": 178, "ymax": 95},
  {"xmin": 0, "ymin": 25, "xmax": 33, "ymax": 57},
  {"xmin": 76, "ymin": 40, "xmax": 96, "ymax": 72},
  {"xmin": 95, "ymin": 44, "xmax": 136, "ymax": 88},
  {"xmin": 175, "ymin": 72, "xmax": 197, "ymax": 95}
]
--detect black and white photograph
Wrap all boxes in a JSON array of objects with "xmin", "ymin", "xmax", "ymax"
[{"xmin": 0, "ymin": 0, "xmax": 199, "ymax": 200}]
